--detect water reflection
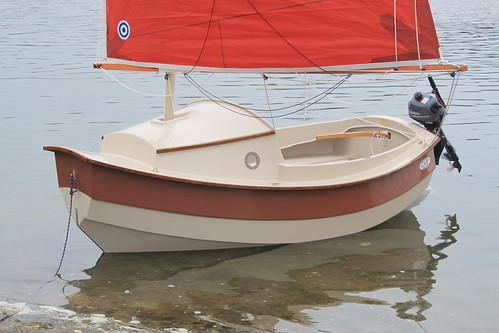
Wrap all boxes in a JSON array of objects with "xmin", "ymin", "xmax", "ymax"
[{"xmin": 64, "ymin": 211, "xmax": 459, "ymax": 332}]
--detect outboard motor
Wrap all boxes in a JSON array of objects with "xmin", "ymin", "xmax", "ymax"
[
  {"xmin": 408, "ymin": 92, "xmax": 445, "ymax": 129},
  {"xmin": 408, "ymin": 91, "xmax": 462, "ymax": 173}
]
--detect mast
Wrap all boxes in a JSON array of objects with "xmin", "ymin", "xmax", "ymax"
[{"xmin": 164, "ymin": 72, "xmax": 175, "ymax": 121}]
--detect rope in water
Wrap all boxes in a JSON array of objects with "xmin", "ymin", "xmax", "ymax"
[
  {"xmin": 54, "ymin": 170, "xmax": 77, "ymax": 278},
  {"xmin": 0, "ymin": 171, "xmax": 77, "ymax": 322}
]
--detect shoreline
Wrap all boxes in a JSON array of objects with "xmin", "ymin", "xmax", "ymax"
[{"xmin": 0, "ymin": 302, "xmax": 158, "ymax": 333}]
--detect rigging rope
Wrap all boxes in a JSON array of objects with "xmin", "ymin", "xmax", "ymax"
[
  {"xmin": 98, "ymin": 64, "xmax": 443, "ymax": 124},
  {"xmin": 98, "ymin": 66, "xmax": 214, "ymax": 97},
  {"xmin": 181, "ymin": 0, "xmax": 349, "ymax": 75},
  {"xmin": 244, "ymin": 0, "xmax": 330, "ymax": 73},
  {"xmin": 321, "ymin": 72, "xmax": 425, "ymax": 106},
  {"xmin": 184, "ymin": 73, "xmax": 351, "ymax": 118},
  {"xmin": 262, "ymin": 74, "xmax": 276, "ymax": 127},
  {"xmin": 414, "ymin": 0, "xmax": 423, "ymax": 69},
  {"xmin": 437, "ymin": 71, "xmax": 462, "ymax": 130},
  {"xmin": 98, "ymin": 64, "xmax": 438, "ymax": 114},
  {"xmin": 273, "ymin": 71, "xmax": 448, "ymax": 85},
  {"xmin": 393, "ymin": 0, "xmax": 399, "ymax": 67},
  {"xmin": 186, "ymin": 0, "xmax": 218, "ymax": 74},
  {"xmin": 95, "ymin": 0, "xmax": 106, "ymax": 63}
]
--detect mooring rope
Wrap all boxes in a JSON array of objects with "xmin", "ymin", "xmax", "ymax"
[
  {"xmin": 0, "ymin": 171, "xmax": 77, "ymax": 322},
  {"xmin": 54, "ymin": 170, "xmax": 77, "ymax": 278}
]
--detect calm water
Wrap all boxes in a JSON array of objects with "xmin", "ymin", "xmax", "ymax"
[{"xmin": 1, "ymin": 0, "xmax": 498, "ymax": 332}]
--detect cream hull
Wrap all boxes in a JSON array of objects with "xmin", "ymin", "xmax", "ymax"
[{"xmin": 61, "ymin": 173, "xmax": 432, "ymax": 252}]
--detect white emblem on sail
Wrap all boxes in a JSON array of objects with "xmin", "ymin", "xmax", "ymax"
[{"xmin": 117, "ymin": 20, "xmax": 130, "ymax": 40}]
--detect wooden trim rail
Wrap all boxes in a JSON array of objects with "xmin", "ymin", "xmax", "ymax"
[
  {"xmin": 156, "ymin": 130, "xmax": 276, "ymax": 154},
  {"xmin": 316, "ymin": 131, "xmax": 392, "ymax": 140}
]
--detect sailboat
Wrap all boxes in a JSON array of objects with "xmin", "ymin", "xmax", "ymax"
[{"xmin": 44, "ymin": 0, "xmax": 467, "ymax": 252}]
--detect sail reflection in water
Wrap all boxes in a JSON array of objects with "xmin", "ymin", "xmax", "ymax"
[{"xmin": 64, "ymin": 211, "xmax": 459, "ymax": 331}]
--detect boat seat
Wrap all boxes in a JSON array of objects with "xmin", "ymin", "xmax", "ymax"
[
  {"xmin": 281, "ymin": 137, "xmax": 352, "ymax": 165},
  {"xmin": 281, "ymin": 129, "xmax": 393, "ymax": 165}
]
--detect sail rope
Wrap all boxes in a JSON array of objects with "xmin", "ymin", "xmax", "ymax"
[
  {"xmin": 300, "ymin": 74, "xmax": 313, "ymax": 119},
  {"xmin": 186, "ymin": 0, "xmax": 218, "ymax": 74},
  {"xmin": 414, "ymin": 0, "xmax": 423, "ymax": 69},
  {"xmin": 98, "ymin": 63, "xmax": 441, "ymax": 106},
  {"xmin": 184, "ymin": 73, "xmax": 351, "ymax": 118},
  {"xmin": 446, "ymin": 72, "xmax": 461, "ymax": 114},
  {"xmin": 262, "ymin": 74, "xmax": 276, "ymax": 127},
  {"xmin": 261, "ymin": 71, "xmax": 428, "ymax": 108},
  {"xmin": 269, "ymin": 71, "xmax": 448, "ymax": 86},
  {"xmin": 95, "ymin": 0, "xmax": 106, "ymax": 63},
  {"xmin": 185, "ymin": 0, "xmax": 334, "ymax": 74},
  {"xmin": 98, "ymin": 66, "xmax": 214, "ymax": 97},
  {"xmin": 393, "ymin": 0, "xmax": 399, "ymax": 67},
  {"xmin": 98, "ymin": 64, "xmax": 449, "ymax": 121},
  {"xmin": 244, "ymin": 0, "xmax": 330, "ymax": 74},
  {"xmin": 437, "ymin": 71, "xmax": 462, "ymax": 130},
  {"xmin": 306, "ymin": 72, "xmax": 426, "ymax": 107}
]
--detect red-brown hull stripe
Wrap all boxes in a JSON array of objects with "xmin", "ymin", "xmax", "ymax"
[{"xmin": 45, "ymin": 146, "xmax": 436, "ymax": 220}]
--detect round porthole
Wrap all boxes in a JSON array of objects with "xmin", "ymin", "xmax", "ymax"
[{"xmin": 245, "ymin": 152, "xmax": 260, "ymax": 170}]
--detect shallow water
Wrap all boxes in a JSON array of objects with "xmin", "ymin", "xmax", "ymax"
[{"xmin": 1, "ymin": 0, "xmax": 498, "ymax": 332}]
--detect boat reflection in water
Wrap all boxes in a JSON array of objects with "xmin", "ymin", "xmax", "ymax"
[{"xmin": 64, "ymin": 211, "xmax": 459, "ymax": 331}]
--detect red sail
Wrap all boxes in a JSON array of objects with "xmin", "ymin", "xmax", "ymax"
[{"xmin": 106, "ymin": 0, "xmax": 441, "ymax": 73}]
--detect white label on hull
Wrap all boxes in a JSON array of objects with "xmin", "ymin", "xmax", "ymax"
[{"xmin": 420, "ymin": 156, "xmax": 431, "ymax": 170}]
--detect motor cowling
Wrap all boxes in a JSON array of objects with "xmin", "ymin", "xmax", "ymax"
[{"xmin": 408, "ymin": 91, "xmax": 445, "ymax": 128}]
